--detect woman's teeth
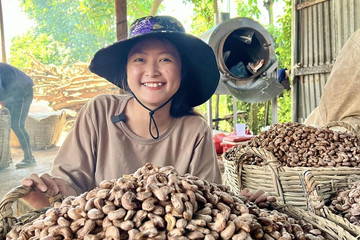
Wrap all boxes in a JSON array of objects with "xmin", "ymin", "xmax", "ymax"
[{"xmin": 143, "ymin": 83, "xmax": 164, "ymax": 87}]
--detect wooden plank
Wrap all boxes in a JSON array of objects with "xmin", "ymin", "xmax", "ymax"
[
  {"xmin": 293, "ymin": 63, "xmax": 333, "ymax": 76},
  {"xmin": 296, "ymin": 0, "xmax": 330, "ymax": 10},
  {"xmin": 291, "ymin": 0, "xmax": 299, "ymax": 122},
  {"xmin": 0, "ymin": 0, "xmax": 6, "ymax": 62},
  {"xmin": 115, "ymin": 0, "xmax": 127, "ymax": 41}
]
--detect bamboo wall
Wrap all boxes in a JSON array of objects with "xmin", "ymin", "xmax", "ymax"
[{"xmin": 291, "ymin": 0, "xmax": 360, "ymax": 123}]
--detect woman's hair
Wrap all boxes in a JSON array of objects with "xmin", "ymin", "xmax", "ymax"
[
  {"xmin": 170, "ymin": 56, "xmax": 201, "ymax": 117},
  {"xmin": 116, "ymin": 36, "xmax": 202, "ymax": 118}
]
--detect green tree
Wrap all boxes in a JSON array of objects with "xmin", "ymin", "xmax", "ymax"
[
  {"xmin": 9, "ymin": 32, "xmax": 69, "ymax": 69},
  {"xmin": 11, "ymin": 0, "xmax": 160, "ymax": 66},
  {"xmin": 184, "ymin": 0, "xmax": 215, "ymax": 36},
  {"xmin": 272, "ymin": 0, "xmax": 292, "ymax": 123},
  {"xmin": 234, "ymin": 0, "xmax": 261, "ymax": 20}
]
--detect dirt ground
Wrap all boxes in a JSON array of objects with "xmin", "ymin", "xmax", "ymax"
[{"xmin": 0, "ymin": 133, "xmax": 66, "ymax": 201}]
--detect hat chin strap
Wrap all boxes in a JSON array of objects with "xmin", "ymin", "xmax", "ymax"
[{"xmin": 132, "ymin": 94, "xmax": 173, "ymax": 140}]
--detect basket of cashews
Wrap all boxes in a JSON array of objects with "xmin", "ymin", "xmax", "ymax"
[
  {"xmin": 222, "ymin": 121, "xmax": 360, "ymax": 210},
  {"xmin": 0, "ymin": 163, "xmax": 356, "ymax": 239},
  {"xmin": 301, "ymin": 170, "xmax": 360, "ymax": 238}
]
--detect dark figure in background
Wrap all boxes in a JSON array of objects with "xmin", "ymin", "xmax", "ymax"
[{"xmin": 0, "ymin": 63, "xmax": 35, "ymax": 168}]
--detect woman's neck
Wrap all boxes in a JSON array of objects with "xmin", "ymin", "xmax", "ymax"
[{"xmin": 125, "ymin": 97, "xmax": 173, "ymax": 138}]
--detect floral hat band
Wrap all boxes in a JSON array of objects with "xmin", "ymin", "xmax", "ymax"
[{"xmin": 129, "ymin": 16, "xmax": 186, "ymax": 38}]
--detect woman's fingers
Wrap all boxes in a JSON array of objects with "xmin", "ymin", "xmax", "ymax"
[
  {"xmin": 39, "ymin": 173, "xmax": 60, "ymax": 194},
  {"xmin": 21, "ymin": 173, "xmax": 60, "ymax": 194},
  {"xmin": 22, "ymin": 173, "xmax": 47, "ymax": 192},
  {"xmin": 21, "ymin": 178, "xmax": 34, "ymax": 187}
]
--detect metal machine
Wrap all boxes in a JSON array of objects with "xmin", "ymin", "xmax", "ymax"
[{"xmin": 200, "ymin": 17, "xmax": 283, "ymax": 103}]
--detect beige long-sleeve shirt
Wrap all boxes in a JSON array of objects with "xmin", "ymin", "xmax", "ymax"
[{"xmin": 51, "ymin": 94, "xmax": 222, "ymax": 194}]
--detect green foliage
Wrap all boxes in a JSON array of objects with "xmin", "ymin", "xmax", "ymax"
[
  {"xmin": 265, "ymin": 0, "xmax": 291, "ymax": 69},
  {"xmin": 278, "ymin": 90, "xmax": 291, "ymax": 123},
  {"xmin": 19, "ymin": 0, "xmax": 115, "ymax": 62},
  {"xmin": 233, "ymin": 0, "xmax": 261, "ymax": 20},
  {"xmin": 267, "ymin": 0, "xmax": 292, "ymax": 124},
  {"xmin": 185, "ymin": 0, "xmax": 215, "ymax": 36},
  {"xmin": 9, "ymin": 31, "xmax": 69, "ymax": 69},
  {"xmin": 13, "ymin": 0, "xmax": 157, "ymax": 66}
]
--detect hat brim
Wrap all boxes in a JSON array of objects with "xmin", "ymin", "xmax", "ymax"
[{"xmin": 89, "ymin": 32, "xmax": 220, "ymax": 107}]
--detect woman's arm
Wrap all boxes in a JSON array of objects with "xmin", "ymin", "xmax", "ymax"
[
  {"xmin": 51, "ymin": 99, "xmax": 99, "ymax": 194},
  {"xmin": 188, "ymin": 122, "xmax": 222, "ymax": 184}
]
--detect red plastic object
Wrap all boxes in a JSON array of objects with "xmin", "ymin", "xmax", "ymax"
[
  {"xmin": 223, "ymin": 135, "xmax": 254, "ymax": 142},
  {"xmin": 213, "ymin": 133, "xmax": 227, "ymax": 154},
  {"xmin": 220, "ymin": 142, "xmax": 235, "ymax": 153},
  {"xmin": 221, "ymin": 133, "xmax": 254, "ymax": 153}
]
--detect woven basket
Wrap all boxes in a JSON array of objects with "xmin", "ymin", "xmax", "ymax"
[
  {"xmin": 222, "ymin": 146, "xmax": 360, "ymax": 210},
  {"xmin": 11, "ymin": 110, "xmax": 67, "ymax": 149},
  {"xmin": 324, "ymin": 121, "xmax": 360, "ymax": 137},
  {"xmin": 0, "ymin": 185, "xmax": 62, "ymax": 239},
  {"xmin": 0, "ymin": 108, "xmax": 11, "ymax": 169},
  {"xmin": 270, "ymin": 202, "xmax": 357, "ymax": 239},
  {"xmin": 301, "ymin": 170, "xmax": 360, "ymax": 237}
]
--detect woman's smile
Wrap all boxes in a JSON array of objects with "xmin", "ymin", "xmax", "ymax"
[{"xmin": 142, "ymin": 82, "xmax": 166, "ymax": 88}]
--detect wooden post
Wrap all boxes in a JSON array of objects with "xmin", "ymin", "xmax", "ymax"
[
  {"xmin": 114, "ymin": 0, "xmax": 127, "ymax": 41},
  {"xmin": 114, "ymin": 0, "xmax": 127, "ymax": 94},
  {"xmin": 271, "ymin": 97, "xmax": 278, "ymax": 124},
  {"xmin": 0, "ymin": 0, "xmax": 6, "ymax": 62}
]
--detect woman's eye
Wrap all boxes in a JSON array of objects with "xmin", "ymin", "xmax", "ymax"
[
  {"xmin": 134, "ymin": 58, "xmax": 144, "ymax": 62},
  {"xmin": 160, "ymin": 58, "xmax": 172, "ymax": 62}
]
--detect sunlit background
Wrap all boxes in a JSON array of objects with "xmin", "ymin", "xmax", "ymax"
[{"xmin": 2, "ymin": 0, "xmax": 284, "ymax": 58}]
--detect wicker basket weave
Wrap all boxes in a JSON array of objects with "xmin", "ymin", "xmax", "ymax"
[
  {"xmin": 270, "ymin": 202, "xmax": 357, "ymax": 239},
  {"xmin": 301, "ymin": 170, "xmax": 360, "ymax": 237},
  {"xmin": 0, "ymin": 108, "xmax": 11, "ymax": 169},
  {"xmin": 222, "ymin": 146, "xmax": 360, "ymax": 210},
  {"xmin": 10, "ymin": 110, "xmax": 66, "ymax": 149},
  {"xmin": 324, "ymin": 121, "xmax": 360, "ymax": 137}
]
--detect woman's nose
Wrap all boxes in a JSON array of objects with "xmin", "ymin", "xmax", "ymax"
[{"xmin": 145, "ymin": 62, "xmax": 160, "ymax": 77}]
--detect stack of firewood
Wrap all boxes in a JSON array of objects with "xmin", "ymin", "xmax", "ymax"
[{"xmin": 23, "ymin": 54, "xmax": 121, "ymax": 112}]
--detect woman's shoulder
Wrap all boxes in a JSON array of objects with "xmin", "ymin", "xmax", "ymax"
[
  {"xmin": 90, "ymin": 93, "xmax": 129, "ymax": 102},
  {"xmin": 85, "ymin": 94, "xmax": 130, "ymax": 108},
  {"xmin": 178, "ymin": 114, "xmax": 211, "ymax": 132}
]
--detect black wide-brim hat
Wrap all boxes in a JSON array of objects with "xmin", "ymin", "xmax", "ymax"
[{"xmin": 89, "ymin": 15, "xmax": 220, "ymax": 107}]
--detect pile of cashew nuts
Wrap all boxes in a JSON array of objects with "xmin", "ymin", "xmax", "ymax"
[
  {"xmin": 225, "ymin": 122, "xmax": 360, "ymax": 168},
  {"xmin": 329, "ymin": 181, "xmax": 360, "ymax": 226},
  {"xmin": 7, "ymin": 163, "xmax": 326, "ymax": 239}
]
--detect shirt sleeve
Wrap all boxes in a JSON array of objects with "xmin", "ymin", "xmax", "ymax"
[
  {"xmin": 187, "ymin": 124, "xmax": 222, "ymax": 184},
  {"xmin": 51, "ymin": 102, "xmax": 98, "ymax": 195}
]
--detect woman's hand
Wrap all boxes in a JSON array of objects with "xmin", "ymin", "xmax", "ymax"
[
  {"xmin": 240, "ymin": 188, "xmax": 277, "ymax": 207},
  {"xmin": 21, "ymin": 173, "xmax": 77, "ymax": 209}
]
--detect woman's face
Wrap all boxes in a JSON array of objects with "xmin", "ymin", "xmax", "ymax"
[{"xmin": 126, "ymin": 37, "xmax": 182, "ymax": 109}]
